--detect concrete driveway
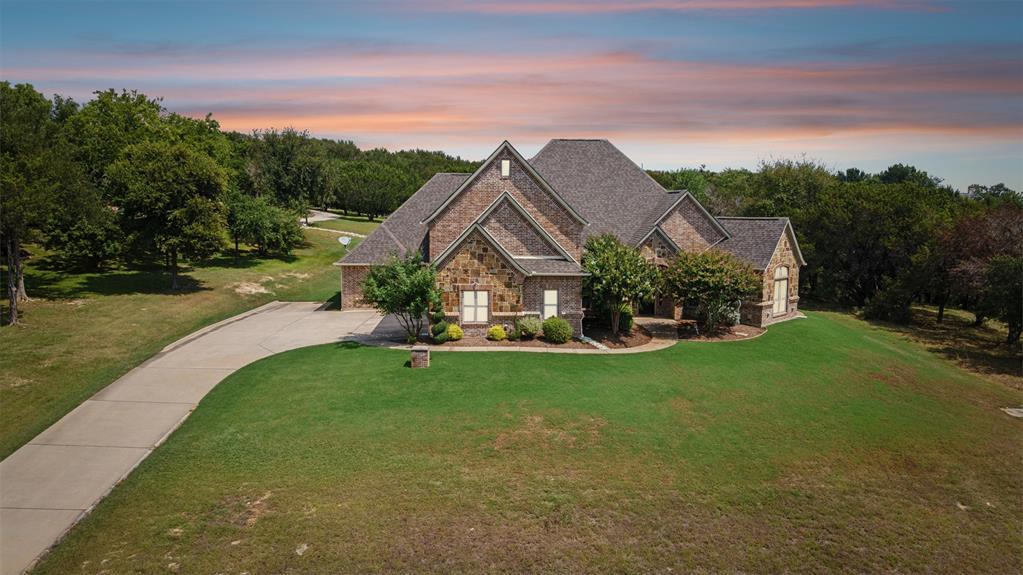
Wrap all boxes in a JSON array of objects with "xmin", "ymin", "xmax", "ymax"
[{"xmin": 0, "ymin": 302, "xmax": 403, "ymax": 575}]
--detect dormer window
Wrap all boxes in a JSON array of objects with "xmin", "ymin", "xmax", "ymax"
[{"xmin": 500, "ymin": 159, "xmax": 511, "ymax": 178}]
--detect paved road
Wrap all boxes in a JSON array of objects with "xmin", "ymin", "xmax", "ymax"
[
  {"xmin": 304, "ymin": 209, "xmax": 340, "ymax": 223},
  {"xmin": 0, "ymin": 303, "xmax": 402, "ymax": 575}
]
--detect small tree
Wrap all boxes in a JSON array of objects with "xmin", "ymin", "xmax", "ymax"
[
  {"xmin": 362, "ymin": 252, "xmax": 439, "ymax": 344},
  {"xmin": 226, "ymin": 192, "xmax": 303, "ymax": 257},
  {"xmin": 662, "ymin": 250, "xmax": 760, "ymax": 332},
  {"xmin": 582, "ymin": 234, "xmax": 658, "ymax": 334}
]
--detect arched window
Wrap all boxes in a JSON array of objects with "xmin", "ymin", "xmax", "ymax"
[{"xmin": 773, "ymin": 266, "xmax": 789, "ymax": 315}]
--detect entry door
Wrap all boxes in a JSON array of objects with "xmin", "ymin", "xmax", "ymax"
[{"xmin": 772, "ymin": 272, "xmax": 788, "ymax": 315}]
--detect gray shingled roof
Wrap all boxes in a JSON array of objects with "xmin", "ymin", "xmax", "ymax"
[
  {"xmin": 339, "ymin": 173, "xmax": 469, "ymax": 264},
  {"xmin": 515, "ymin": 259, "xmax": 585, "ymax": 275},
  {"xmin": 529, "ymin": 139, "xmax": 669, "ymax": 242},
  {"xmin": 715, "ymin": 217, "xmax": 790, "ymax": 270}
]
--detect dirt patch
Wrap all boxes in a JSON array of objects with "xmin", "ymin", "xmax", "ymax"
[
  {"xmin": 217, "ymin": 491, "xmax": 273, "ymax": 528},
  {"xmin": 230, "ymin": 282, "xmax": 272, "ymax": 296},
  {"xmin": 493, "ymin": 415, "xmax": 606, "ymax": 451},
  {"xmin": 678, "ymin": 321, "xmax": 765, "ymax": 342},
  {"xmin": 281, "ymin": 272, "xmax": 311, "ymax": 280}
]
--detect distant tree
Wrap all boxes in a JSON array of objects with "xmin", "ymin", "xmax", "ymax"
[
  {"xmin": 105, "ymin": 141, "xmax": 228, "ymax": 288},
  {"xmin": 647, "ymin": 167, "xmax": 712, "ymax": 202},
  {"xmin": 362, "ymin": 253, "xmax": 439, "ymax": 344},
  {"xmin": 661, "ymin": 250, "xmax": 760, "ymax": 332},
  {"xmin": 226, "ymin": 192, "xmax": 303, "ymax": 257},
  {"xmin": 967, "ymin": 183, "xmax": 1021, "ymax": 207},
  {"xmin": 837, "ymin": 167, "xmax": 870, "ymax": 182},
  {"xmin": 977, "ymin": 256, "xmax": 1022, "ymax": 344},
  {"xmin": 877, "ymin": 163, "xmax": 942, "ymax": 188},
  {"xmin": 582, "ymin": 234, "xmax": 658, "ymax": 334},
  {"xmin": 332, "ymin": 159, "xmax": 411, "ymax": 219}
]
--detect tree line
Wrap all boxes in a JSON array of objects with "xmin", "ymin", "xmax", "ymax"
[
  {"xmin": 0, "ymin": 83, "xmax": 478, "ymax": 325},
  {"xmin": 647, "ymin": 162, "xmax": 1022, "ymax": 343}
]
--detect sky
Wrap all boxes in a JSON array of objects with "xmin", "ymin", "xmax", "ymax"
[{"xmin": 2, "ymin": 0, "xmax": 1021, "ymax": 191}]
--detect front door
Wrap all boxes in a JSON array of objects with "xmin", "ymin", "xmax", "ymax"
[{"xmin": 773, "ymin": 275, "xmax": 788, "ymax": 315}]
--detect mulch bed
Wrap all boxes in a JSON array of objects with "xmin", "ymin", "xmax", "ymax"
[
  {"xmin": 414, "ymin": 335, "xmax": 592, "ymax": 349},
  {"xmin": 677, "ymin": 320, "xmax": 765, "ymax": 342},
  {"xmin": 582, "ymin": 324, "xmax": 653, "ymax": 348}
]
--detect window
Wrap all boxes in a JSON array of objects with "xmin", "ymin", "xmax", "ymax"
[
  {"xmin": 542, "ymin": 289, "xmax": 558, "ymax": 319},
  {"xmin": 500, "ymin": 159, "xmax": 511, "ymax": 178},
  {"xmin": 772, "ymin": 266, "xmax": 789, "ymax": 315},
  {"xmin": 461, "ymin": 290, "xmax": 489, "ymax": 323}
]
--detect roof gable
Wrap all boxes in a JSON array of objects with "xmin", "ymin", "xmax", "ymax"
[
  {"xmin": 422, "ymin": 141, "xmax": 588, "ymax": 226},
  {"xmin": 478, "ymin": 192, "xmax": 576, "ymax": 263},
  {"xmin": 715, "ymin": 217, "xmax": 805, "ymax": 270}
]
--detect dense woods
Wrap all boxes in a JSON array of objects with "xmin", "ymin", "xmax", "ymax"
[
  {"xmin": 647, "ymin": 163, "xmax": 1021, "ymax": 342},
  {"xmin": 2, "ymin": 82, "xmax": 1020, "ymax": 342},
  {"xmin": 0, "ymin": 83, "xmax": 477, "ymax": 324}
]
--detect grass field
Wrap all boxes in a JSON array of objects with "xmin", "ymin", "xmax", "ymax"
[
  {"xmin": 311, "ymin": 213, "xmax": 381, "ymax": 235},
  {"xmin": 0, "ymin": 230, "xmax": 353, "ymax": 460},
  {"xmin": 31, "ymin": 312, "xmax": 1022, "ymax": 574}
]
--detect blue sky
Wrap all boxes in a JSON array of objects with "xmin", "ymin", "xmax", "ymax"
[{"xmin": 2, "ymin": 0, "xmax": 1021, "ymax": 190}]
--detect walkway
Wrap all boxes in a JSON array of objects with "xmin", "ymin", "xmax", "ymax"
[{"xmin": 0, "ymin": 302, "xmax": 404, "ymax": 575}]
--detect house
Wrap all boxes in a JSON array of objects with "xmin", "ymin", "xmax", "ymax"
[{"xmin": 338, "ymin": 139, "xmax": 804, "ymax": 335}]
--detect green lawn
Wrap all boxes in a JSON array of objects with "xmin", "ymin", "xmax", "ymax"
[
  {"xmin": 32, "ymin": 312, "xmax": 1022, "ymax": 574},
  {"xmin": 0, "ymin": 230, "xmax": 354, "ymax": 460},
  {"xmin": 311, "ymin": 214, "xmax": 381, "ymax": 235}
]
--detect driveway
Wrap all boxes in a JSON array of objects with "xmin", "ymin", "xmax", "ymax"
[{"xmin": 0, "ymin": 303, "xmax": 403, "ymax": 575}]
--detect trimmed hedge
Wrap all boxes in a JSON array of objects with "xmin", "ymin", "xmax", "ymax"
[
  {"xmin": 542, "ymin": 316, "xmax": 573, "ymax": 344},
  {"xmin": 446, "ymin": 323, "xmax": 464, "ymax": 341}
]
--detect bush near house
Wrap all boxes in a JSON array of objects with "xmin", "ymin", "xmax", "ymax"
[
  {"xmin": 516, "ymin": 316, "xmax": 542, "ymax": 339},
  {"xmin": 662, "ymin": 250, "xmax": 760, "ymax": 333},
  {"xmin": 542, "ymin": 316, "xmax": 573, "ymax": 343},
  {"xmin": 487, "ymin": 325, "xmax": 507, "ymax": 341},
  {"xmin": 582, "ymin": 234, "xmax": 658, "ymax": 334},
  {"xmin": 446, "ymin": 323, "xmax": 464, "ymax": 341}
]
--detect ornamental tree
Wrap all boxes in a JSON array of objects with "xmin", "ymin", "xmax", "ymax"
[
  {"xmin": 661, "ymin": 250, "xmax": 760, "ymax": 332},
  {"xmin": 362, "ymin": 252, "xmax": 440, "ymax": 344},
  {"xmin": 582, "ymin": 234, "xmax": 658, "ymax": 334}
]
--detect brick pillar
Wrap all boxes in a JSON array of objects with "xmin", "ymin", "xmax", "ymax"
[{"xmin": 411, "ymin": 346, "xmax": 430, "ymax": 368}]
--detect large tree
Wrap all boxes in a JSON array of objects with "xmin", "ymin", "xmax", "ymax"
[
  {"xmin": 105, "ymin": 141, "xmax": 228, "ymax": 288},
  {"xmin": 582, "ymin": 234, "xmax": 658, "ymax": 334},
  {"xmin": 0, "ymin": 82, "xmax": 60, "ymax": 324}
]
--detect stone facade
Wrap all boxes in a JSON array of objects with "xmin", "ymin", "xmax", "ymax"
[
  {"xmin": 659, "ymin": 195, "xmax": 727, "ymax": 252},
  {"xmin": 741, "ymin": 231, "xmax": 801, "ymax": 327},
  {"xmin": 429, "ymin": 150, "xmax": 585, "ymax": 262},
  {"xmin": 435, "ymin": 230, "xmax": 526, "ymax": 335},
  {"xmin": 639, "ymin": 232, "xmax": 682, "ymax": 320},
  {"xmin": 340, "ymin": 265, "xmax": 371, "ymax": 309}
]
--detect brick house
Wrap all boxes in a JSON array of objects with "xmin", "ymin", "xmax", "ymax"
[{"xmin": 338, "ymin": 139, "xmax": 804, "ymax": 335}]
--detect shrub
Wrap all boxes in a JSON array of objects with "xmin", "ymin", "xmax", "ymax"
[
  {"xmin": 516, "ymin": 316, "xmax": 542, "ymax": 339},
  {"xmin": 430, "ymin": 309, "xmax": 446, "ymax": 324},
  {"xmin": 431, "ymin": 321, "xmax": 449, "ymax": 336},
  {"xmin": 542, "ymin": 316, "xmax": 573, "ymax": 344},
  {"xmin": 507, "ymin": 327, "xmax": 521, "ymax": 341},
  {"xmin": 583, "ymin": 234, "xmax": 658, "ymax": 333},
  {"xmin": 446, "ymin": 323, "xmax": 464, "ymax": 341},
  {"xmin": 362, "ymin": 253, "xmax": 440, "ymax": 344},
  {"xmin": 487, "ymin": 325, "xmax": 507, "ymax": 341},
  {"xmin": 433, "ymin": 330, "xmax": 449, "ymax": 344},
  {"xmin": 661, "ymin": 250, "xmax": 760, "ymax": 332}
]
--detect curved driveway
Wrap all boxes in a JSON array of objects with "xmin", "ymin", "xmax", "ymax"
[{"xmin": 0, "ymin": 302, "xmax": 403, "ymax": 575}]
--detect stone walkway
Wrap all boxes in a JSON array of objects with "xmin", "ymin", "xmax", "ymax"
[{"xmin": 0, "ymin": 302, "xmax": 404, "ymax": 575}]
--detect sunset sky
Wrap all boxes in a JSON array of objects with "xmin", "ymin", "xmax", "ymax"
[{"xmin": 2, "ymin": 0, "xmax": 1021, "ymax": 191}]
